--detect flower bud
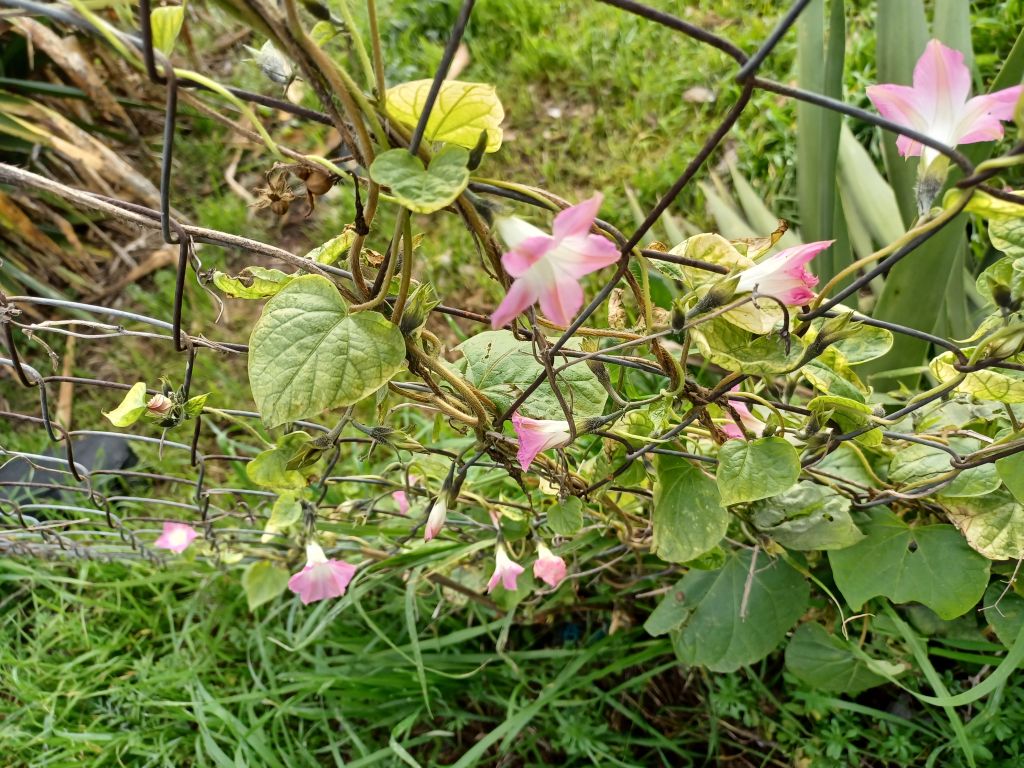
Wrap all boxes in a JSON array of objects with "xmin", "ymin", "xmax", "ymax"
[{"xmin": 147, "ymin": 394, "xmax": 173, "ymax": 415}]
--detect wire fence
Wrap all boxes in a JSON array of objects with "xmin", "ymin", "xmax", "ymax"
[{"xmin": 2, "ymin": 0, "xmax": 1023, "ymax": 567}]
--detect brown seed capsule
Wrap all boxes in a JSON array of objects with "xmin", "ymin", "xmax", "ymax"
[
  {"xmin": 305, "ymin": 170, "xmax": 335, "ymax": 196},
  {"xmin": 271, "ymin": 198, "xmax": 292, "ymax": 216}
]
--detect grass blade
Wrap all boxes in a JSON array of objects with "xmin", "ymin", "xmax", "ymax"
[{"xmin": 797, "ymin": 0, "xmax": 846, "ymax": 282}]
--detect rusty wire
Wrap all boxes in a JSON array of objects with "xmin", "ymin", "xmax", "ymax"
[{"xmin": 1, "ymin": 0, "xmax": 1023, "ymax": 564}]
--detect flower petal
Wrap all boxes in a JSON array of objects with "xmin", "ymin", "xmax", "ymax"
[
  {"xmin": 867, "ymin": 83, "xmax": 930, "ymax": 152},
  {"xmin": 956, "ymin": 86, "xmax": 1024, "ymax": 144},
  {"xmin": 536, "ymin": 272, "xmax": 584, "ymax": 326},
  {"xmin": 501, "ymin": 235, "xmax": 555, "ymax": 277},
  {"xmin": 913, "ymin": 40, "xmax": 972, "ymax": 119},
  {"xmin": 551, "ymin": 193, "xmax": 603, "ymax": 241},
  {"xmin": 495, "ymin": 216, "xmax": 548, "ymax": 251},
  {"xmin": 154, "ymin": 522, "xmax": 198, "ymax": 554},
  {"xmin": 513, "ymin": 413, "xmax": 571, "ymax": 470},
  {"xmin": 491, "ymin": 275, "xmax": 541, "ymax": 329},
  {"xmin": 551, "ymin": 234, "xmax": 621, "ymax": 279},
  {"xmin": 392, "ymin": 490, "xmax": 410, "ymax": 515},
  {"xmin": 533, "ymin": 544, "xmax": 567, "ymax": 587}
]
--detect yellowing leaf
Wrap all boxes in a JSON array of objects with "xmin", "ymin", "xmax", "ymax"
[
  {"xmin": 213, "ymin": 266, "xmax": 296, "ymax": 299},
  {"xmin": 104, "ymin": 382, "xmax": 148, "ymax": 427},
  {"xmin": 150, "ymin": 5, "xmax": 185, "ymax": 56},
  {"xmin": 385, "ymin": 79, "xmax": 504, "ymax": 152},
  {"xmin": 930, "ymin": 350, "xmax": 1024, "ymax": 403}
]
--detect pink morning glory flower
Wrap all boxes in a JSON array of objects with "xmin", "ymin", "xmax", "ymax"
[
  {"xmin": 287, "ymin": 542, "xmax": 357, "ymax": 605},
  {"xmin": 867, "ymin": 39, "xmax": 1024, "ymax": 168},
  {"xmin": 721, "ymin": 394, "xmax": 765, "ymax": 441},
  {"xmin": 392, "ymin": 490, "xmax": 410, "ymax": 515},
  {"xmin": 424, "ymin": 497, "xmax": 447, "ymax": 541},
  {"xmin": 533, "ymin": 543, "xmax": 567, "ymax": 588},
  {"xmin": 512, "ymin": 413, "xmax": 572, "ymax": 471},
  {"xmin": 153, "ymin": 522, "xmax": 198, "ymax": 554},
  {"xmin": 490, "ymin": 194, "xmax": 620, "ymax": 328},
  {"xmin": 735, "ymin": 241, "xmax": 833, "ymax": 306},
  {"xmin": 486, "ymin": 543, "xmax": 525, "ymax": 593}
]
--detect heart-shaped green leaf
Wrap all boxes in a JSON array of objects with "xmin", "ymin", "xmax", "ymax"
[
  {"xmin": 829, "ymin": 508, "xmax": 990, "ymax": 618},
  {"xmin": 241, "ymin": 561, "xmax": 290, "ymax": 611},
  {"xmin": 369, "ymin": 146, "xmax": 470, "ymax": 214},
  {"xmin": 248, "ymin": 275, "xmax": 406, "ymax": 427}
]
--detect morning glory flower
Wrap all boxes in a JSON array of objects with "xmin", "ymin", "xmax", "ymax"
[
  {"xmin": 287, "ymin": 542, "xmax": 357, "ymax": 605},
  {"xmin": 721, "ymin": 395, "xmax": 765, "ymax": 441},
  {"xmin": 867, "ymin": 39, "xmax": 1024, "ymax": 169},
  {"xmin": 735, "ymin": 241, "xmax": 834, "ymax": 306},
  {"xmin": 424, "ymin": 496, "xmax": 448, "ymax": 541},
  {"xmin": 490, "ymin": 194, "xmax": 620, "ymax": 328},
  {"xmin": 486, "ymin": 543, "xmax": 525, "ymax": 593},
  {"xmin": 533, "ymin": 543, "xmax": 567, "ymax": 587},
  {"xmin": 512, "ymin": 413, "xmax": 572, "ymax": 471},
  {"xmin": 153, "ymin": 522, "xmax": 198, "ymax": 554}
]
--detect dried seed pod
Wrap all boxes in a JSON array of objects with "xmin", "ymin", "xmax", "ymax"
[
  {"xmin": 271, "ymin": 198, "xmax": 292, "ymax": 216},
  {"xmin": 305, "ymin": 170, "xmax": 335, "ymax": 196}
]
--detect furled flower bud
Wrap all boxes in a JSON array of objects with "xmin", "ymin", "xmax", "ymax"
[
  {"xmin": 424, "ymin": 496, "xmax": 448, "ymax": 541},
  {"xmin": 147, "ymin": 393, "xmax": 174, "ymax": 415}
]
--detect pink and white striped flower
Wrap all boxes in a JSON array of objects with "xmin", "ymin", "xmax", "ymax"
[
  {"xmin": 533, "ymin": 543, "xmax": 567, "ymax": 588},
  {"xmin": 512, "ymin": 413, "xmax": 572, "ymax": 471},
  {"xmin": 867, "ymin": 39, "xmax": 1024, "ymax": 168},
  {"xmin": 287, "ymin": 542, "xmax": 357, "ymax": 605},
  {"xmin": 735, "ymin": 241, "xmax": 833, "ymax": 306},
  {"xmin": 490, "ymin": 194, "xmax": 620, "ymax": 328},
  {"xmin": 153, "ymin": 522, "xmax": 198, "ymax": 554},
  {"xmin": 487, "ymin": 543, "xmax": 525, "ymax": 593}
]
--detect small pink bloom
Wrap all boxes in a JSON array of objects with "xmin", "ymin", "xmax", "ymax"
[
  {"xmin": 287, "ymin": 542, "xmax": 356, "ymax": 605},
  {"xmin": 512, "ymin": 413, "xmax": 572, "ymax": 471},
  {"xmin": 721, "ymin": 389, "xmax": 765, "ymax": 440},
  {"xmin": 487, "ymin": 543, "xmax": 525, "ymax": 593},
  {"xmin": 867, "ymin": 39, "xmax": 1024, "ymax": 167},
  {"xmin": 490, "ymin": 194, "xmax": 620, "ymax": 328},
  {"xmin": 147, "ymin": 394, "xmax": 173, "ymax": 415},
  {"xmin": 392, "ymin": 490, "xmax": 410, "ymax": 515},
  {"xmin": 153, "ymin": 521, "xmax": 198, "ymax": 554},
  {"xmin": 735, "ymin": 241, "xmax": 833, "ymax": 306},
  {"xmin": 424, "ymin": 497, "xmax": 447, "ymax": 541},
  {"xmin": 533, "ymin": 543, "xmax": 567, "ymax": 588}
]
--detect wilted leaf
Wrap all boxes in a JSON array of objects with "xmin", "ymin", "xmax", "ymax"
[
  {"xmin": 751, "ymin": 481, "xmax": 863, "ymax": 550},
  {"xmin": 944, "ymin": 490, "xmax": 1024, "ymax": 560},
  {"xmin": 213, "ymin": 266, "xmax": 296, "ymax": 299}
]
